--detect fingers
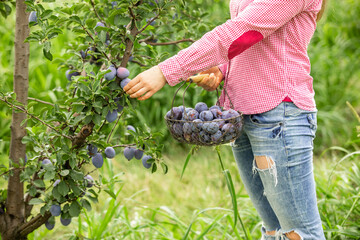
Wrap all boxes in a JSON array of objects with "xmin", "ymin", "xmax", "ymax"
[
  {"xmin": 123, "ymin": 77, "xmax": 140, "ymax": 92},
  {"xmin": 129, "ymin": 87, "xmax": 148, "ymax": 99}
]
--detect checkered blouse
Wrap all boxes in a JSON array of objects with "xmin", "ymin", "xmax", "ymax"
[{"xmin": 158, "ymin": 0, "xmax": 323, "ymax": 114}]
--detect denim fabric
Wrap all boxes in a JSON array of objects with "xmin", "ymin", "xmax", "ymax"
[{"xmin": 231, "ymin": 102, "xmax": 325, "ymax": 240}]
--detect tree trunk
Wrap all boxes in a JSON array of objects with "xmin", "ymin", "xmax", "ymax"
[{"xmin": 1, "ymin": 0, "xmax": 30, "ymax": 239}]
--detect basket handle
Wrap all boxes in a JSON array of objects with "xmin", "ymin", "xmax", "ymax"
[{"xmin": 186, "ymin": 74, "xmax": 209, "ymax": 83}]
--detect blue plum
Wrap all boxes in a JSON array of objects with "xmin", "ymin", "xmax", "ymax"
[
  {"xmin": 134, "ymin": 149, "xmax": 144, "ymax": 160},
  {"xmin": 124, "ymin": 147, "xmax": 135, "ymax": 161},
  {"xmin": 42, "ymin": 159, "xmax": 52, "ymax": 165},
  {"xmin": 126, "ymin": 125, "xmax": 136, "ymax": 133},
  {"xmin": 106, "ymin": 110, "xmax": 118, "ymax": 123},
  {"xmin": 28, "ymin": 11, "xmax": 37, "ymax": 23},
  {"xmin": 202, "ymin": 122, "xmax": 219, "ymax": 134},
  {"xmin": 105, "ymin": 147, "xmax": 116, "ymax": 158},
  {"xmin": 183, "ymin": 109, "xmax": 199, "ymax": 121},
  {"xmin": 92, "ymin": 153, "xmax": 104, "ymax": 168},
  {"xmin": 84, "ymin": 175, "xmax": 94, "ymax": 187},
  {"xmin": 183, "ymin": 122, "xmax": 192, "ymax": 134},
  {"xmin": 117, "ymin": 67, "xmax": 130, "ymax": 79},
  {"xmin": 60, "ymin": 217, "xmax": 72, "ymax": 226},
  {"xmin": 222, "ymin": 123, "xmax": 235, "ymax": 134},
  {"xmin": 172, "ymin": 123, "xmax": 183, "ymax": 136},
  {"xmin": 191, "ymin": 119, "xmax": 203, "ymax": 132},
  {"xmin": 50, "ymin": 204, "xmax": 61, "ymax": 216},
  {"xmin": 195, "ymin": 102, "xmax": 208, "ymax": 113},
  {"xmin": 211, "ymin": 130, "xmax": 223, "ymax": 143},
  {"xmin": 199, "ymin": 110, "xmax": 213, "ymax": 121},
  {"xmin": 120, "ymin": 78, "xmax": 131, "ymax": 89},
  {"xmin": 53, "ymin": 180, "xmax": 60, "ymax": 187},
  {"xmin": 45, "ymin": 220, "xmax": 55, "ymax": 230},
  {"xmin": 65, "ymin": 70, "xmax": 80, "ymax": 81},
  {"xmin": 142, "ymin": 155, "xmax": 153, "ymax": 169},
  {"xmin": 104, "ymin": 65, "xmax": 117, "ymax": 81},
  {"xmin": 87, "ymin": 144, "xmax": 98, "ymax": 156}
]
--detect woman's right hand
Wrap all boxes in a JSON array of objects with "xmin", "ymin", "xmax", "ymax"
[{"xmin": 196, "ymin": 66, "xmax": 224, "ymax": 91}]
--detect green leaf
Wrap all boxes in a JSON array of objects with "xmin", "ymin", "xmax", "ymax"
[
  {"xmin": 29, "ymin": 198, "xmax": 44, "ymax": 205},
  {"xmin": 43, "ymin": 48, "xmax": 53, "ymax": 61},
  {"xmin": 33, "ymin": 179, "xmax": 46, "ymax": 188},
  {"xmin": 80, "ymin": 198, "xmax": 92, "ymax": 211},
  {"xmin": 58, "ymin": 181, "xmax": 69, "ymax": 196},
  {"xmin": 70, "ymin": 170, "xmax": 84, "ymax": 181},
  {"xmin": 69, "ymin": 201, "xmax": 81, "ymax": 217},
  {"xmin": 60, "ymin": 170, "xmax": 70, "ymax": 176}
]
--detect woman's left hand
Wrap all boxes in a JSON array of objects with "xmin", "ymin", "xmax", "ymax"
[{"xmin": 124, "ymin": 66, "xmax": 167, "ymax": 101}]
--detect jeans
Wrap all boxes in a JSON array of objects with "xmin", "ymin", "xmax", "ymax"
[{"xmin": 231, "ymin": 102, "xmax": 325, "ymax": 240}]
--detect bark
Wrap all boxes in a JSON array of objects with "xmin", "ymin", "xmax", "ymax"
[{"xmin": 2, "ymin": 0, "xmax": 29, "ymax": 239}]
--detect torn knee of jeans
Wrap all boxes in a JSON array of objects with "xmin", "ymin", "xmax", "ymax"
[
  {"xmin": 277, "ymin": 230, "xmax": 303, "ymax": 240},
  {"xmin": 255, "ymin": 156, "xmax": 275, "ymax": 170},
  {"xmin": 253, "ymin": 155, "xmax": 278, "ymax": 186}
]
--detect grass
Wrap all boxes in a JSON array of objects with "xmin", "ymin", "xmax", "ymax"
[{"xmin": 16, "ymin": 144, "xmax": 358, "ymax": 240}]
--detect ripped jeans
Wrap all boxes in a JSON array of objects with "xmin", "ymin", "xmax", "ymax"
[{"xmin": 231, "ymin": 102, "xmax": 325, "ymax": 240}]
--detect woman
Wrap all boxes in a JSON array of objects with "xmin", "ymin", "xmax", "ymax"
[{"xmin": 124, "ymin": 0, "xmax": 326, "ymax": 239}]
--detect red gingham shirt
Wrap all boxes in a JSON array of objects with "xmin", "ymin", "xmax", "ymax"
[{"xmin": 158, "ymin": 0, "xmax": 322, "ymax": 114}]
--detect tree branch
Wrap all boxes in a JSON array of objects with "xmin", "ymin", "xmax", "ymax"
[
  {"xmin": 107, "ymin": 111, "xmax": 124, "ymax": 143},
  {"xmin": 90, "ymin": 0, "xmax": 104, "ymax": 24},
  {"xmin": 28, "ymin": 97, "xmax": 55, "ymax": 107},
  {"xmin": 18, "ymin": 212, "xmax": 51, "ymax": 237},
  {"xmin": 0, "ymin": 96, "xmax": 72, "ymax": 140},
  {"xmin": 142, "ymin": 38, "xmax": 195, "ymax": 46}
]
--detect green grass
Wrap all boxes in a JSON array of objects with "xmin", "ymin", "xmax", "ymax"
[{"xmin": 14, "ymin": 144, "xmax": 357, "ymax": 240}]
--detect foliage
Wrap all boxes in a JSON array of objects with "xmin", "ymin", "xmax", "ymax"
[{"xmin": 0, "ymin": 0, "xmax": 229, "ymax": 236}]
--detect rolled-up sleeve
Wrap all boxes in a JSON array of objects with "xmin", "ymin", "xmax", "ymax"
[{"xmin": 158, "ymin": 0, "xmax": 310, "ymax": 86}]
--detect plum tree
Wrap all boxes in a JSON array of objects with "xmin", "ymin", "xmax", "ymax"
[{"xmin": 0, "ymin": 0, "xmax": 216, "ymax": 238}]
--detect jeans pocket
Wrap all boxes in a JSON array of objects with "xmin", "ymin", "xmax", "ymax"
[
  {"xmin": 306, "ymin": 113, "xmax": 317, "ymax": 136},
  {"xmin": 249, "ymin": 114, "xmax": 282, "ymax": 128}
]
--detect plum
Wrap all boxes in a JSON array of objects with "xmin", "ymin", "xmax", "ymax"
[
  {"xmin": 92, "ymin": 153, "xmax": 104, "ymax": 168},
  {"xmin": 95, "ymin": 22, "xmax": 105, "ymax": 28},
  {"xmin": 209, "ymin": 105, "xmax": 221, "ymax": 111},
  {"xmin": 80, "ymin": 50, "xmax": 87, "ymax": 59},
  {"xmin": 215, "ymin": 119, "xmax": 226, "ymax": 129},
  {"xmin": 120, "ymin": 78, "xmax": 131, "ymax": 89},
  {"xmin": 42, "ymin": 159, "xmax": 52, "ymax": 165},
  {"xmin": 191, "ymin": 119, "xmax": 203, "ymax": 132},
  {"xmin": 202, "ymin": 122, "xmax": 219, "ymax": 134},
  {"xmin": 210, "ymin": 108, "xmax": 222, "ymax": 119},
  {"xmin": 222, "ymin": 123, "xmax": 236, "ymax": 134},
  {"xmin": 105, "ymin": 147, "xmax": 116, "ymax": 158},
  {"xmin": 195, "ymin": 102, "xmax": 208, "ymax": 113},
  {"xmin": 87, "ymin": 144, "xmax": 98, "ymax": 156},
  {"xmin": 60, "ymin": 217, "xmax": 72, "ymax": 226},
  {"xmin": 66, "ymin": 70, "xmax": 80, "ymax": 81},
  {"xmin": 117, "ymin": 67, "xmax": 130, "ymax": 79},
  {"xmin": 53, "ymin": 180, "xmax": 60, "ymax": 187},
  {"xmin": 28, "ymin": 11, "xmax": 37, "ymax": 23},
  {"xmin": 142, "ymin": 155, "xmax": 152, "ymax": 169},
  {"xmin": 45, "ymin": 220, "xmax": 55, "ymax": 230},
  {"xmin": 222, "ymin": 109, "xmax": 240, "ymax": 120},
  {"xmin": 211, "ymin": 130, "xmax": 223, "ymax": 143},
  {"xmin": 199, "ymin": 131, "xmax": 211, "ymax": 143},
  {"xmin": 106, "ymin": 110, "xmax": 118, "ymax": 123},
  {"xmin": 167, "ymin": 107, "xmax": 182, "ymax": 120},
  {"xmin": 104, "ymin": 65, "xmax": 117, "ymax": 81},
  {"xmin": 84, "ymin": 175, "xmax": 94, "ymax": 187},
  {"xmin": 126, "ymin": 125, "xmax": 136, "ymax": 133},
  {"xmin": 199, "ymin": 110, "xmax": 213, "ymax": 121},
  {"xmin": 134, "ymin": 149, "xmax": 144, "ymax": 160},
  {"xmin": 124, "ymin": 147, "xmax": 135, "ymax": 161},
  {"xmin": 183, "ymin": 109, "xmax": 199, "ymax": 121},
  {"xmin": 183, "ymin": 122, "xmax": 192, "ymax": 134},
  {"xmin": 172, "ymin": 123, "xmax": 183, "ymax": 136},
  {"xmin": 50, "ymin": 204, "xmax": 61, "ymax": 216}
]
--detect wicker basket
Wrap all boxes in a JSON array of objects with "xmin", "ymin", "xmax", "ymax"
[{"xmin": 164, "ymin": 76, "xmax": 243, "ymax": 146}]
